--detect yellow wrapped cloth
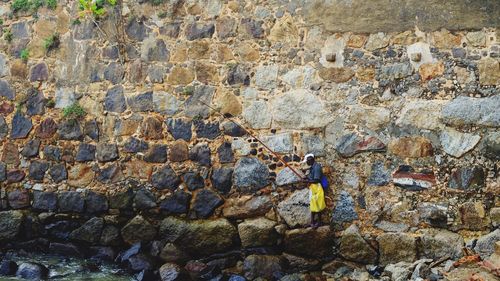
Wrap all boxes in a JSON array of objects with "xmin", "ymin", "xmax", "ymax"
[{"xmin": 309, "ymin": 183, "xmax": 326, "ymax": 212}]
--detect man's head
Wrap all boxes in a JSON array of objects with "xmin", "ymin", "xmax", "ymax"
[{"xmin": 302, "ymin": 153, "xmax": 315, "ymax": 166}]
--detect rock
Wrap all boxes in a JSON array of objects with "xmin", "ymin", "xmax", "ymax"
[
  {"xmin": 127, "ymin": 254, "xmax": 156, "ymax": 272},
  {"xmin": 377, "ymin": 233, "xmax": 417, "ymax": 266},
  {"xmin": 189, "ymin": 143, "xmax": 211, "ymax": 166},
  {"xmin": 223, "ymin": 195, "xmax": 273, "ymax": 219},
  {"xmin": 441, "ymin": 96, "xmax": 500, "ymax": 127},
  {"xmin": 254, "ymin": 64, "xmax": 279, "ymax": 90},
  {"xmin": 340, "ymin": 225, "xmax": 378, "ymax": 264},
  {"xmin": 75, "ymin": 143, "xmax": 96, "ymax": 162},
  {"xmin": 126, "ymin": 19, "xmax": 150, "ymax": 41},
  {"xmin": 159, "ymin": 263, "xmax": 184, "ymax": 281},
  {"xmin": 241, "ymin": 100, "xmax": 272, "ymax": 129},
  {"xmin": 10, "ymin": 113, "xmax": 32, "ymax": 139},
  {"xmin": 260, "ymin": 133, "xmax": 293, "ymax": 153},
  {"xmin": 299, "ymin": 134, "xmax": 325, "ymax": 157},
  {"xmin": 284, "ymin": 226, "xmax": 334, "ymax": 258},
  {"xmin": 104, "ymin": 62, "xmax": 124, "ymax": 84},
  {"xmin": 194, "ymin": 121, "xmax": 220, "ymax": 140},
  {"xmin": 417, "ymin": 202, "xmax": 448, "ymax": 228},
  {"xmin": 121, "ymin": 215, "xmax": 157, "ymax": 245},
  {"xmin": 441, "ymin": 127, "xmax": 482, "ymax": 157},
  {"xmin": 332, "ymin": 191, "xmax": 359, "ymax": 224},
  {"xmin": 388, "ymin": 137, "xmax": 433, "ymax": 158},
  {"xmin": 153, "ymin": 92, "xmax": 181, "ymax": 115},
  {"xmin": 32, "ymin": 191, "xmax": 57, "ymax": 211},
  {"xmin": 1, "ymin": 142, "xmax": 19, "ymax": 166},
  {"xmin": 0, "ymin": 162, "xmax": 5, "ymax": 182},
  {"xmin": 335, "ymin": 132, "xmax": 386, "ymax": 157},
  {"xmin": 474, "ymin": 229, "xmax": 500, "ymax": 259},
  {"xmin": 277, "ymin": 189, "xmax": 311, "ymax": 228},
  {"xmin": 432, "ymin": 29, "xmax": 461, "ymax": 49},
  {"xmin": 490, "ymin": 208, "xmax": 500, "ymax": 228},
  {"xmin": 159, "ymin": 243, "xmax": 189, "ymax": 264},
  {"xmin": 396, "ymin": 100, "xmax": 446, "ymax": 130},
  {"xmin": 35, "ymin": 118, "xmax": 57, "ymax": 139},
  {"xmin": 271, "ymin": 89, "xmax": 331, "ymax": 129},
  {"xmin": 234, "ymin": 157, "xmax": 269, "ymax": 192},
  {"xmin": 100, "ymin": 225, "xmax": 121, "ymax": 246},
  {"xmin": 134, "ymin": 188, "xmax": 157, "ymax": 210},
  {"xmin": 143, "ymin": 144, "xmax": 168, "ymax": 163},
  {"xmin": 127, "ymin": 91, "xmax": 154, "ymax": 112},
  {"xmin": 482, "ymin": 132, "xmax": 500, "ymax": 160},
  {"xmin": 29, "ymin": 160, "xmax": 49, "ymax": 181},
  {"xmin": 215, "ymin": 91, "xmax": 241, "ymax": 116},
  {"xmin": 276, "ymin": 167, "xmax": 303, "ymax": 186},
  {"xmin": 58, "ymin": 191, "xmax": 84, "ymax": 213},
  {"xmin": 42, "ymin": 145, "xmax": 60, "ymax": 161},
  {"xmin": 123, "ymin": 137, "xmax": 148, "ymax": 153},
  {"xmin": 238, "ymin": 217, "xmax": 278, "ymax": 248},
  {"xmin": 0, "ymin": 210, "xmax": 23, "ymax": 240},
  {"xmin": 419, "ymin": 62, "xmax": 444, "ymax": 81},
  {"xmin": 367, "ymin": 161, "xmax": 391, "ymax": 186},
  {"xmin": 151, "ymin": 165, "xmax": 180, "ymax": 190},
  {"xmin": 418, "ymin": 228, "xmax": 464, "ymax": 260},
  {"xmin": 383, "ymin": 262, "xmax": 412, "ymax": 281},
  {"xmin": 49, "ymin": 163, "xmax": 67, "ymax": 183},
  {"xmin": 29, "ymin": 62, "xmax": 49, "ymax": 82},
  {"xmin": 104, "ymin": 85, "xmax": 127, "ymax": 113},
  {"xmin": 160, "ymin": 190, "xmax": 191, "ymax": 214},
  {"xmin": 69, "ymin": 217, "xmax": 104, "ymax": 244},
  {"xmin": 0, "ymin": 116, "xmax": 8, "ymax": 139},
  {"xmin": 392, "ymin": 165, "xmax": 436, "ymax": 191},
  {"xmin": 226, "ymin": 64, "xmax": 250, "ymax": 86},
  {"xmin": 7, "ymin": 189, "xmax": 29, "ymax": 209},
  {"xmin": 184, "ymin": 85, "xmax": 215, "ymax": 118},
  {"xmin": 67, "ymin": 164, "xmax": 94, "ymax": 187},
  {"xmin": 0, "ymin": 80, "xmax": 15, "ymax": 100},
  {"xmin": 0, "ymin": 260, "xmax": 18, "ymax": 276},
  {"xmin": 217, "ymin": 142, "xmax": 234, "ymax": 163},
  {"xmin": 96, "ymin": 163, "xmax": 124, "ymax": 184},
  {"xmin": 460, "ymin": 201, "xmax": 489, "ymax": 230},
  {"xmin": 54, "ymin": 88, "xmax": 76, "ymax": 109},
  {"xmin": 167, "ymin": 66, "xmax": 195, "ymax": 85},
  {"xmin": 16, "ymin": 263, "xmax": 48, "ymax": 280},
  {"xmin": 143, "ymin": 39, "xmax": 169, "ymax": 62},
  {"xmin": 6, "ymin": 170, "xmax": 25, "ymax": 183},
  {"xmin": 96, "ymin": 143, "xmax": 119, "ymax": 162},
  {"xmin": 166, "ymin": 119, "xmax": 192, "ymax": 141},
  {"xmin": 21, "ymin": 139, "xmax": 40, "ymax": 158},
  {"xmin": 192, "ymin": 189, "xmax": 224, "ymax": 218},
  {"xmin": 58, "ymin": 120, "xmax": 83, "ymax": 140},
  {"xmin": 243, "ymin": 255, "xmax": 285, "ymax": 280},
  {"xmin": 141, "ymin": 117, "xmax": 163, "ymax": 140},
  {"xmin": 25, "ymin": 88, "xmax": 45, "ymax": 116},
  {"xmin": 211, "ymin": 167, "xmax": 233, "ymax": 194},
  {"xmin": 183, "ymin": 172, "xmax": 205, "ymax": 191},
  {"xmin": 378, "ymin": 62, "xmax": 413, "ymax": 80},
  {"xmin": 185, "ymin": 22, "xmax": 215, "ymax": 40},
  {"xmin": 448, "ymin": 166, "xmax": 485, "ymax": 190},
  {"xmin": 85, "ymin": 191, "xmax": 108, "ymax": 213},
  {"xmin": 365, "ymin": 32, "xmax": 390, "ymax": 50},
  {"xmin": 49, "ymin": 242, "xmax": 83, "ymax": 257},
  {"xmin": 477, "ymin": 57, "xmax": 500, "ymax": 86}
]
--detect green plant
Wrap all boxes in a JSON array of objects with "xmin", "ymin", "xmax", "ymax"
[
  {"xmin": 20, "ymin": 48, "xmax": 29, "ymax": 61},
  {"xmin": 149, "ymin": 0, "xmax": 166, "ymax": 6},
  {"xmin": 158, "ymin": 11, "xmax": 168, "ymax": 18},
  {"xmin": 43, "ymin": 33, "xmax": 59, "ymax": 51},
  {"xmin": 182, "ymin": 86, "xmax": 194, "ymax": 95},
  {"xmin": 46, "ymin": 0, "xmax": 57, "ymax": 10},
  {"xmin": 72, "ymin": 18, "xmax": 81, "ymax": 25},
  {"xmin": 11, "ymin": 0, "xmax": 31, "ymax": 13},
  {"xmin": 3, "ymin": 28, "xmax": 12, "ymax": 42},
  {"xmin": 31, "ymin": 0, "xmax": 44, "ymax": 10},
  {"xmin": 0, "ymin": 19, "xmax": 4, "ymax": 26},
  {"xmin": 45, "ymin": 98, "xmax": 55, "ymax": 108},
  {"xmin": 62, "ymin": 103, "xmax": 86, "ymax": 119},
  {"xmin": 78, "ymin": 0, "xmax": 116, "ymax": 18}
]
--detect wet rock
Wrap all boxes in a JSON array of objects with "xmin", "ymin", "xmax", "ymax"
[
  {"xmin": 96, "ymin": 143, "xmax": 119, "ymax": 162},
  {"xmin": 418, "ymin": 228, "xmax": 464, "ymax": 260},
  {"xmin": 85, "ymin": 191, "xmax": 108, "ymax": 213},
  {"xmin": 36, "ymin": 118, "xmax": 57, "ymax": 139},
  {"xmin": 377, "ymin": 233, "xmax": 416, "ymax": 266},
  {"xmin": 238, "ymin": 217, "xmax": 277, "ymax": 248},
  {"xmin": 121, "ymin": 215, "xmax": 157, "ymax": 245},
  {"xmin": 336, "ymin": 132, "xmax": 386, "ymax": 157},
  {"xmin": 127, "ymin": 254, "xmax": 156, "ymax": 272},
  {"xmin": 123, "ymin": 137, "xmax": 148, "ymax": 153},
  {"xmin": 141, "ymin": 117, "xmax": 163, "ymax": 140},
  {"xmin": 166, "ymin": 119, "xmax": 192, "ymax": 141},
  {"xmin": 284, "ymin": 226, "xmax": 334, "ymax": 258},
  {"xmin": 189, "ymin": 143, "xmax": 211, "ymax": 166},
  {"xmin": 100, "ymin": 225, "xmax": 121, "ymax": 246},
  {"xmin": 169, "ymin": 140, "xmax": 188, "ymax": 162},
  {"xmin": 448, "ymin": 166, "xmax": 485, "ymax": 190},
  {"xmin": 58, "ymin": 120, "xmax": 83, "ymax": 140},
  {"xmin": 151, "ymin": 165, "xmax": 180, "ymax": 190},
  {"xmin": 183, "ymin": 172, "xmax": 205, "ymax": 191},
  {"xmin": 29, "ymin": 63, "xmax": 49, "ymax": 82},
  {"xmin": 192, "ymin": 189, "xmax": 224, "ymax": 218},
  {"xmin": 42, "ymin": 145, "xmax": 60, "ymax": 161},
  {"xmin": 32, "ymin": 191, "xmax": 57, "ymax": 211},
  {"xmin": 392, "ymin": 166, "xmax": 436, "ymax": 191},
  {"xmin": 0, "ymin": 80, "xmax": 15, "ymax": 100},
  {"xmin": 277, "ymin": 189, "xmax": 311, "ymax": 227},
  {"xmin": 49, "ymin": 242, "xmax": 83, "ymax": 257},
  {"xmin": 104, "ymin": 85, "xmax": 127, "ymax": 113},
  {"xmin": 0, "ymin": 260, "xmax": 18, "ymax": 276},
  {"xmin": 128, "ymin": 91, "xmax": 154, "ymax": 112},
  {"xmin": 0, "ymin": 210, "xmax": 23, "ymax": 240},
  {"xmin": 184, "ymin": 85, "xmax": 215, "ymax": 118},
  {"xmin": 21, "ymin": 139, "xmax": 40, "ymax": 158},
  {"xmin": 340, "ymin": 225, "xmax": 378, "ymax": 264},
  {"xmin": 388, "ymin": 137, "xmax": 433, "ymax": 158},
  {"xmin": 7, "ymin": 189, "xmax": 29, "ymax": 209},
  {"xmin": 160, "ymin": 190, "xmax": 191, "ymax": 214},
  {"xmin": 243, "ymin": 255, "xmax": 285, "ymax": 280},
  {"xmin": 109, "ymin": 189, "xmax": 134, "ymax": 210},
  {"xmin": 332, "ymin": 191, "xmax": 359, "ymax": 225},
  {"xmin": 16, "ymin": 263, "xmax": 48, "ymax": 280},
  {"xmin": 159, "ymin": 263, "xmax": 184, "ymax": 281},
  {"xmin": 217, "ymin": 142, "xmax": 234, "ymax": 163},
  {"xmin": 29, "ymin": 160, "xmax": 49, "ymax": 181},
  {"xmin": 10, "ymin": 113, "xmax": 32, "ymax": 139},
  {"xmin": 58, "ymin": 191, "xmax": 84, "ymax": 213},
  {"xmin": 70, "ymin": 217, "xmax": 104, "ymax": 244},
  {"xmin": 211, "ymin": 167, "xmax": 233, "ymax": 194},
  {"xmin": 159, "ymin": 243, "xmax": 189, "ymax": 263},
  {"xmin": 233, "ymin": 157, "xmax": 269, "ymax": 192},
  {"xmin": 143, "ymin": 144, "xmax": 168, "ymax": 163},
  {"xmin": 134, "ymin": 189, "xmax": 157, "ymax": 210},
  {"xmin": 474, "ymin": 229, "xmax": 500, "ymax": 259},
  {"xmin": 1, "ymin": 142, "xmax": 20, "ymax": 166},
  {"xmin": 185, "ymin": 22, "xmax": 215, "ymax": 40},
  {"xmin": 75, "ymin": 143, "xmax": 96, "ymax": 162},
  {"xmin": 104, "ymin": 62, "xmax": 124, "ymax": 84},
  {"xmin": 441, "ymin": 96, "xmax": 500, "ymax": 127}
]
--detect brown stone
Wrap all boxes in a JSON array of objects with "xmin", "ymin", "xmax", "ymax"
[
  {"xmin": 391, "ymin": 30, "xmax": 418, "ymax": 45},
  {"xmin": 7, "ymin": 170, "xmax": 25, "ymax": 183},
  {"xmin": 388, "ymin": 137, "xmax": 433, "ymax": 158},
  {"xmin": 67, "ymin": 164, "xmax": 94, "ymax": 187},
  {"xmin": 35, "ymin": 118, "xmax": 58, "ymax": 139},
  {"xmin": 195, "ymin": 62, "xmax": 219, "ymax": 84},
  {"xmin": 169, "ymin": 46, "xmax": 187, "ymax": 62},
  {"xmin": 10, "ymin": 59, "xmax": 28, "ymax": 79},
  {"xmin": 188, "ymin": 41, "xmax": 211, "ymax": 59},
  {"xmin": 0, "ymin": 102, "xmax": 14, "ymax": 115},
  {"xmin": 1, "ymin": 142, "xmax": 20, "ymax": 166},
  {"xmin": 215, "ymin": 90, "xmax": 241, "ymax": 116},
  {"xmin": 419, "ymin": 62, "xmax": 444, "ymax": 81},
  {"xmin": 114, "ymin": 118, "xmax": 141, "ymax": 137},
  {"xmin": 169, "ymin": 139, "xmax": 188, "ymax": 162},
  {"xmin": 141, "ymin": 117, "xmax": 163, "ymax": 140},
  {"xmin": 235, "ymin": 42, "xmax": 260, "ymax": 61},
  {"xmin": 268, "ymin": 15, "xmax": 299, "ymax": 44},
  {"xmin": 318, "ymin": 67, "xmax": 355, "ymax": 83},
  {"xmin": 222, "ymin": 195, "xmax": 273, "ymax": 219},
  {"xmin": 347, "ymin": 34, "xmax": 367, "ymax": 48},
  {"xmin": 8, "ymin": 189, "xmax": 30, "ymax": 209},
  {"xmin": 356, "ymin": 67, "xmax": 375, "ymax": 82},
  {"xmin": 460, "ymin": 201, "xmax": 490, "ymax": 231},
  {"xmin": 123, "ymin": 160, "xmax": 153, "ymax": 180},
  {"xmin": 377, "ymin": 233, "xmax": 416, "ymax": 266},
  {"xmin": 283, "ymin": 226, "xmax": 334, "ymax": 258},
  {"xmin": 167, "ymin": 66, "xmax": 195, "ymax": 85},
  {"xmin": 432, "ymin": 29, "xmax": 461, "ymax": 49},
  {"xmin": 216, "ymin": 45, "xmax": 235, "ymax": 63},
  {"xmin": 477, "ymin": 58, "xmax": 500, "ymax": 86}
]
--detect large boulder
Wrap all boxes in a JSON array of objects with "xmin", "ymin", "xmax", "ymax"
[
  {"xmin": 474, "ymin": 229, "xmax": 500, "ymax": 259},
  {"xmin": 159, "ymin": 263, "xmax": 185, "ymax": 281},
  {"xmin": 233, "ymin": 157, "xmax": 269, "ymax": 192},
  {"xmin": 121, "ymin": 215, "xmax": 157, "ymax": 244},
  {"xmin": 243, "ymin": 255, "xmax": 286, "ymax": 280},
  {"xmin": 0, "ymin": 210, "xmax": 24, "ymax": 240},
  {"xmin": 15, "ymin": 263, "xmax": 49, "ymax": 280},
  {"xmin": 441, "ymin": 96, "xmax": 500, "ymax": 127},
  {"xmin": 277, "ymin": 189, "xmax": 310, "ymax": 228},
  {"xmin": 417, "ymin": 228, "xmax": 464, "ymax": 260},
  {"xmin": 69, "ymin": 217, "xmax": 104, "ymax": 244},
  {"xmin": 331, "ymin": 191, "xmax": 359, "ymax": 225},
  {"xmin": 223, "ymin": 195, "xmax": 273, "ymax": 219},
  {"xmin": 377, "ymin": 233, "xmax": 416, "ymax": 266},
  {"xmin": 339, "ymin": 225, "xmax": 378, "ymax": 264},
  {"xmin": 283, "ymin": 226, "xmax": 334, "ymax": 258},
  {"xmin": 238, "ymin": 217, "xmax": 278, "ymax": 248}
]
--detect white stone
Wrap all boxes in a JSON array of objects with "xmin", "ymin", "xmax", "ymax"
[
  {"xmin": 260, "ymin": 133, "xmax": 293, "ymax": 153},
  {"xmin": 396, "ymin": 99, "xmax": 447, "ymax": 130},
  {"xmin": 406, "ymin": 42, "xmax": 435, "ymax": 70},
  {"xmin": 348, "ymin": 105, "xmax": 391, "ymax": 130},
  {"xmin": 299, "ymin": 133, "xmax": 325, "ymax": 156},
  {"xmin": 0, "ymin": 53, "xmax": 8, "ymax": 77},
  {"xmin": 242, "ymin": 100, "xmax": 272, "ymax": 129},
  {"xmin": 320, "ymin": 36, "xmax": 345, "ymax": 68},
  {"xmin": 254, "ymin": 64, "xmax": 279, "ymax": 90},
  {"xmin": 466, "ymin": 31, "xmax": 486, "ymax": 47},
  {"xmin": 276, "ymin": 167, "xmax": 304, "ymax": 186},
  {"xmin": 277, "ymin": 189, "xmax": 311, "ymax": 228},
  {"xmin": 282, "ymin": 66, "xmax": 320, "ymax": 89},
  {"xmin": 241, "ymin": 87, "xmax": 258, "ymax": 100},
  {"xmin": 440, "ymin": 127, "xmax": 481, "ymax": 158},
  {"xmin": 365, "ymin": 32, "xmax": 390, "ymax": 51},
  {"xmin": 325, "ymin": 116, "xmax": 348, "ymax": 147},
  {"xmin": 153, "ymin": 91, "xmax": 182, "ymax": 115},
  {"xmin": 231, "ymin": 139, "xmax": 251, "ymax": 156},
  {"xmin": 271, "ymin": 89, "xmax": 332, "ymax": 129},
  {"xmin": 55, "ymin": 88, "xmax": 76, "ymax": 109}
]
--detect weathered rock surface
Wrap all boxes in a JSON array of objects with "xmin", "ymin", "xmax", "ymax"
[
  {"xmin": 233, "ymin": 157, "xmax": 269, "ymax": 192},
  {"xmin": 340, "ymin": 225, "xmax": 378, "ymax": 264},
  {"xmin": 277, "ymin": 189, "xmax": 311, "ymax": 228},
  {"xmin": 441, "ymin": 96, "xmax": 500, "ymax": 127},
  {"xmin": 377, "ymin": 233, "xmax": 416, "ymax": 266},
  {"xmin": 0, "ymin": 210, "xmax": 23, "ymax": 240},
  {"xmin": 417, "ymin": 228, "xmax": 464, "ymax": 260},
  {"xmin": 121, "ymin": 215, "xmax": 157, "ymax": 245},
  {"xmin": 238, "ymin": 217, "xmax": 278, "ymax": 248}
]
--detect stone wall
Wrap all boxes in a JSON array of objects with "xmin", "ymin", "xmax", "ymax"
[{"xmin": 0, "ymin": 0, "xmax": 499, "ymax": 280}]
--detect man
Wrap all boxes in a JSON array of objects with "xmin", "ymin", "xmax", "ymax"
[{"xmin": 302, "ymin": 153, "xmax": 326, "ymax": 228}]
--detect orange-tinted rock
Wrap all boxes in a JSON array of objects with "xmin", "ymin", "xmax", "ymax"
[
  {"xmin": 195, "ymin": 62, "xmax": 219, "ymax": 84},
  {"xmin": 388, "ymin": 137, "xmax": 433, "ymax": 158},
  {"xmin": 35, "ymin": 118, "xmax": 58, "ymax": 139},
  {"xmin": 7, "ymin": 169, "xmax": 25, "ymax": 183},
  {"xmin": 347, "ymin": 34, "xmax": 367, "ymax": 48},
  {"xmin": 123, "ymin": 160, "xmax": 153, "ymax": 180},
  {"xmin": 356, "ymin": 67, "xmax": 375, "ymax": 82},
  {"xmin": 419, "ymin": 62, "xmax": 444, "ymax": 81},
  {"xmin": 167, "ymin": 66, "xmax": 195, "ymax": 85},
  {"xmin": 169, "ymin": 139, "xmax": 188, "ymax": 162},
  {"xmin": 0, "ymin": 102, "xmax": 14, "ymax": 115},
  {"xmin": 68, "ymin": 164, "xmax": 94, "ymax": 187},
  {"xmin": 141, "ymin": 117, "xmax": 163, "ymax": 140},
  {"xmin": 1, "ymin": 142, "xmax": 20, "ymax": 166},
  {"xmin": 432, "ymin": 29, "xmax": 461, "ymax": 49},
  {"xmin": 318, "ymin": 67, "xmax": 355, "ymax": 83},
  {"xmin": 10, "ymin": 59, "xmax": 28, "ymax": 79}
]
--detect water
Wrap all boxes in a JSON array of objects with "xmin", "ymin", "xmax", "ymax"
[{"xmin": 0, "ymin": 252, "xmax": 135, "ymax": 281}]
